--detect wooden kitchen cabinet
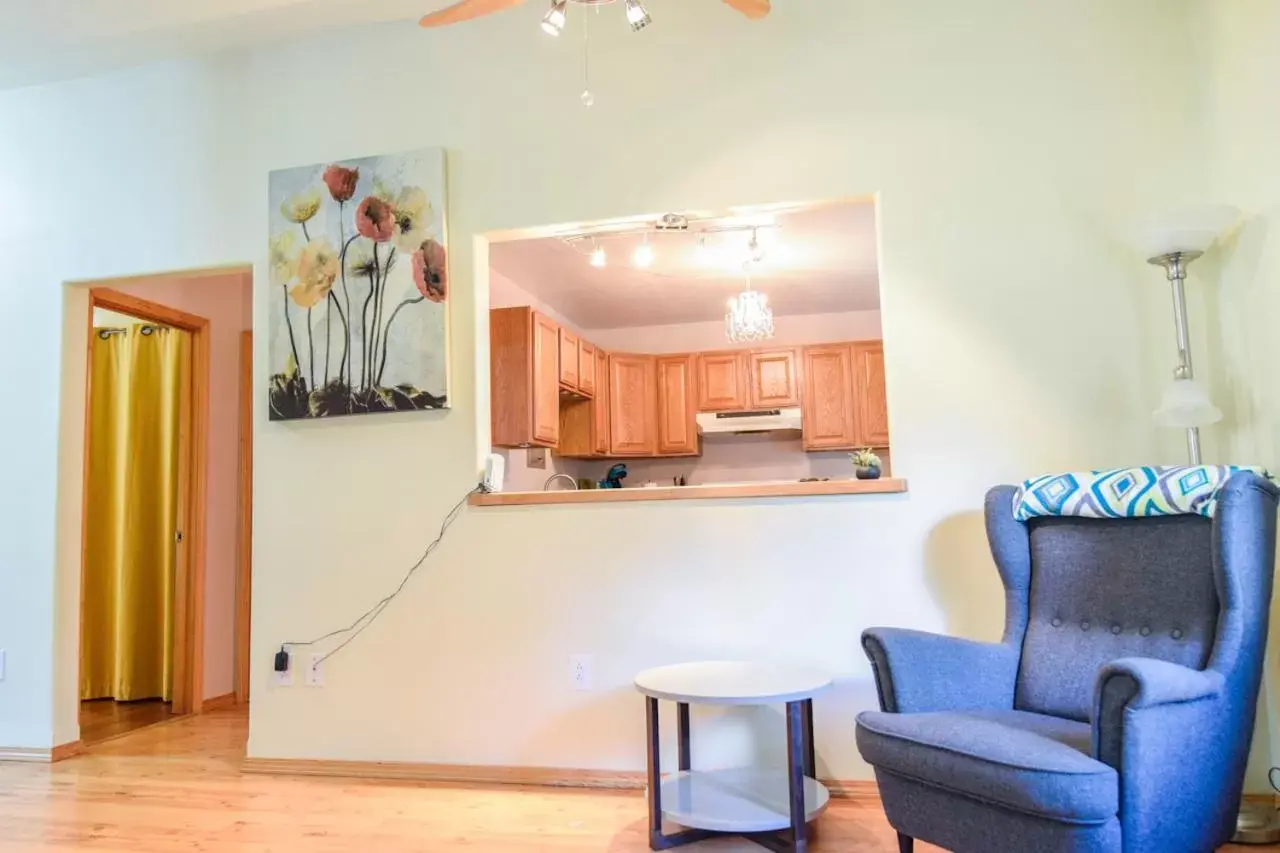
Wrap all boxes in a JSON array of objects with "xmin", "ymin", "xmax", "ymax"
[
  {"xmin": 579, "ymin": 341, "xmax": 596, "ymax": 397},
  {"xmin": 697, "ymin": 351, "xmax": 749, "ymax": 412},
  {"xmin": 852, "ymin": 341, "xmax": 890, "ymax": 446},
  {"xmin": 559, "ymin": 329, "xmax": 581, "ymax": 390},
  {"xmin": 801, "ymin": 345, "xmax": 857, "ymax": 450},
  {"xmin": 490, "ymin": 307, "xmax": 560, "ymax": 448},
  {"xmin": 593, "ymin": 347, "xmax": 610, "ymax": 455},
  {"xmin": 656, "ymin": 355, "xmax": 699, "ymax": 456},
  {"xmin": 608, "ymin": 354, "xmax": 657, "ymax": 456},
  {"xmin": 748, "ymin": 348, "xmax": 801, "ymax": 409}
]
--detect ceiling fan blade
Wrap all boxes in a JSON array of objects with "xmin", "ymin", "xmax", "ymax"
[
  {"xmin": 721, "ymin": 0, "xmax": 771, "ymax": 20},
  {"xmin": 419, "ymin": 0, "xmax": 528, "ymax": 28}
]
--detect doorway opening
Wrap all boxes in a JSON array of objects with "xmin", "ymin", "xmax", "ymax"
[{"xmin": 76, "ymin": 272, "xmax": 253, "ymax": 747}]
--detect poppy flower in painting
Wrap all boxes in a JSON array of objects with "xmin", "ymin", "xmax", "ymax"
[
  {"xmin": 281, "ymin": 188, "xmax": 322, "ymax": 224},
  {"xmin": 269, "ymin": 231, "xmax": 299, "ymax": 286},
  {"xmin": 355, "ymin": 196, "xmax": 396, "ymax": 242},
  {"xmin": 412, "ymin": 239, "xmax": 447, "ymax": 303},
  {"xmin": 323, "ymin": 165, "xmax": 360, "ymax": 203},
  {"xmin": 290, "ymin": 239, "xmax": 340, "ymax": 308},
  {"xmin": 392, "ymin": 187, "xmax": 433, "ymax": 253}
]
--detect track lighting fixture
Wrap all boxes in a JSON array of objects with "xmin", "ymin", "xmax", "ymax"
[
  {"xmin": 541, "ymin": 0, "xmax": 567, "ymax": 36},
  {"xmin": 590, "ymin": 243, "xmax": 607, "ymax": 268},
  {"xmin": 625, "ymin": 0, "xmax": 652, "ymax": 32}
]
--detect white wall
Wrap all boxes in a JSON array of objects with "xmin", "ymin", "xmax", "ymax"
[
  {"xmin": 586, "ymin": 310, "xmax": 882, "ymax": 355},
  {"xmin": 1199, "ymin": 0, "xmax": 1280, "ymax": 788},
  {"xmin": 1, "ymin": 1, "xmax": 1221, "ymax": 782}
]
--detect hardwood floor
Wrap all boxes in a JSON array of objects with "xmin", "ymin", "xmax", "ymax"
[
  {"xmin": 0, "ymin": 709, "xmax": 1257, "ymax": 851},
  {"xmin": 79, "ymin": 698, "xmax": 179, "ymax": 745}
]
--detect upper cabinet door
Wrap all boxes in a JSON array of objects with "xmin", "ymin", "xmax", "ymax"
[
  {"xmin": 593, "ymin": 347, "xmax": 610, "ymax": 455},
  {"xmin": 697, "ymin": 351, "xmax": 749, "ymax": 412},
  {"xmin": 656, "ymin": 355, "xmax": 698, "ymax": 456},
  {"xmin": 609, "ymin": 354, "xmax": 657, "ymax": 456},
  {"xmin": 748, "ymin": 348, "xmax": 800, "ymax": 409},
  {"xmin": 532, "ymin": 312, "xmax": 561, "ymax": 445},
  {"xmin": 579, "ymin": 340, "xmax": 597, "ymax": 397},
  {"xmin": 801, "ymin": 345, "xmax": 857, "ymax": 450},
  {"xmin": 852, "ymin": 341, "xmax": 890, "ymax": 446},
  {"xmin": 559, "ymin": 329, "xmax": 581, "ymax": 389}
]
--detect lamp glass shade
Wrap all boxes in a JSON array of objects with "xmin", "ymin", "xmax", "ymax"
[
  {"xmin": 1153, "ymin": 378, "xmax": 1223, "ymax": 429},
  {"xmin": 1136, "ymin": 204, "xmax": 1241, "ymax": 258}
]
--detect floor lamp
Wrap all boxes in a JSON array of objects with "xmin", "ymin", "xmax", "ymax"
[
  {"xmin": 1143, "ymin": 207, "xmax": 1280, "ymax": 844},
  {"xmin": 1141, "ymin": 206, "xmax": 1236, "ymax": 463}
]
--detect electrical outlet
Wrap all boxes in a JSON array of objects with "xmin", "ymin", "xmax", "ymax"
[
  {"xmin": 569, "ymin": 654, "xmax": 593, "ymax": 691},
  {"xmin": 305, "ymin": 654, "xmax": 325, "ymax": 687},
  {"xmin": 273, "ymin": 656, "xmax": 294, "ymax": 687}
]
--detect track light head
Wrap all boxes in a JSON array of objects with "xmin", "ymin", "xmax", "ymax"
[
  {"xmin": 625, "ymin": 0, "xmax": 651, "ymax": 32},
  {"xmin": 541, "ymin": 0, "xmax": 567, "ymax": 36}
]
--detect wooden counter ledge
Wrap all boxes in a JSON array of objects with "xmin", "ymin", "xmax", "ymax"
[{"xmin": 469, "ymin": 478, "xmax": 908, "ymax": 507}]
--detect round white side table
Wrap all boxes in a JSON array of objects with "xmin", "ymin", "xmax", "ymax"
[{"xmin": 634, "ymin": 661, "xmax": 833, "ymax": 853}]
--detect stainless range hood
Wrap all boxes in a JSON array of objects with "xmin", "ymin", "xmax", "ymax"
[{"xmin": 696, "ymin": 408, "xmax": 803, "ymax": 436}]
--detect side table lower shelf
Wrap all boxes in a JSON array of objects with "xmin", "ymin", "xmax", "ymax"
[{"xmin": 658, "ymin": 768, "xmax": 830, "ymax": 832}]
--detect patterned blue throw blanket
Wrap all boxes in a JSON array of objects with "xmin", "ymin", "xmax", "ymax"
[{"xmin": 1013, "ymin": 465, "xmax": 1268, "ymax": 520}]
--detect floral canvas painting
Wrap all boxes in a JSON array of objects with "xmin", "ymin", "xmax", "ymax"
[{"xmin": 268, "ymin": 148, "xmax": 449, "ymax": 420}]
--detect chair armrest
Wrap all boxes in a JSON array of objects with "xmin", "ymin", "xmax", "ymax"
[
  {"xmin": 1092, "ymin": 657, "xmax": 1225, "ymax": 768},
  {"xmin": 861, "ymin": 627, "xmax": 1020, "ymax": 713}
]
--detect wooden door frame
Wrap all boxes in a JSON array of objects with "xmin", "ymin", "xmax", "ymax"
[
  {"xmin": 235, "ymin": 330, "xmax": 253, "ymax": 704},
  {"xmin": 81, "ymin": 288, "xmax": 211, "ymax": 718}
]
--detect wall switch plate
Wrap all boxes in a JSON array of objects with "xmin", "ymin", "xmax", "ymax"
[
  {"xmin": 570, "ymin": 654, "xmax": 593, "ymax": 691},
  {"xmin": 273, "ymin": 658, "xmax": 294, "ymax": 687},
  {"xmin": 305, "ymin": 654, "xmax": 325, "ymax": 687},
  {"xmin": 527, "ymin": 448, "xmax": 548, "ymax": 469}
]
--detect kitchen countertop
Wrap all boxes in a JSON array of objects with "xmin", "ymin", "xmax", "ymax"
[{"xmin": 468, "ymin": 477, "xmax": 908, "ymax": 507}]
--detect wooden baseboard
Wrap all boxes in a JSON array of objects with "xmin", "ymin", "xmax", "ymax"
[
  {"xmin": 242, "ymin": 756, "xmax": 876, "ymax": 799},
  {"xmin": 51, "ymin": 740, "xmax": 85, "ymax": 762},
  {"xmin": 243, "ymin": 758, "xmax": 646, "ymax": 789},
  {"xmin": 201, "ymin": 692, "xmax": 238, "ymax": 713},
  {"xmin": 0, "ymin": 740, "xmax": 84, "ymax": 764}
]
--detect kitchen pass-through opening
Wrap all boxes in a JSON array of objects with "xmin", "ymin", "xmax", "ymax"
[{"xmin": 482, "ymin": 197, "xmax": 891, "ymax": 495}]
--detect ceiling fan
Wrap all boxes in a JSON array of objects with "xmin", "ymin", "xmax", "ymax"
[{"xmin": 419, "ymin": 0, "xmax": 771, "ymax": 29}]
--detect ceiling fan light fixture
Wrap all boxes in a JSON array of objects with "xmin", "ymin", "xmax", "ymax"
[
  {"xmin": 541, "ymin": 0, "xmax": 567, "ymax": 36},
  {"xmin": 633, "ymin": 238, "xmax": 654, "ymax": 268},
  {"xmin": 625, "ymin": 0, "xmax": 652, "ymax": 31}
]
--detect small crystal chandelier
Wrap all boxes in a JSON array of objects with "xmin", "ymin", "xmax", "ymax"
[{"xmin": 725, "ymin": 276, "xmax": 775, "ymax": 343}]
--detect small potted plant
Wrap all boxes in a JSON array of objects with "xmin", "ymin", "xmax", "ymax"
[{"xmin": 850, "ymin": 448, "xmax": 882, "ymax": 480}]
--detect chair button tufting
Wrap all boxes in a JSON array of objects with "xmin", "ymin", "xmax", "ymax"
[
  {"xmin": 1171, "ymin": 629, "xmax": 1184, "ymax": 640},
  {"xmin": 1080, "ymin": 620, "xmax": 1091, "ymax": 631},
  {"xmin": 1140, "ymin": 626, "xmax": 1151, "ymax": 637},
  {"xmin": 1051, "ymin": 618, "xmax": 1062, "ymax": 627},
  {"xmin": 1111, "ymin": 624, "xmax": 1122, "ymax": 635}
]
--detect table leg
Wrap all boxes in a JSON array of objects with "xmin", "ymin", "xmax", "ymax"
[
  {"xmin": 802, "ymin": 698, "xmax": 815, "ymax": 778},
  {"xmin": 785, "ymin": 700, "xmax": 809, "ymax": 853},
  {"xmin": 677, "ymin": 702, "xmax": 691, "ymax": 772},
  {"xmin": 646, "ymin": 697, "xmax": 714, "ymax": 851}
]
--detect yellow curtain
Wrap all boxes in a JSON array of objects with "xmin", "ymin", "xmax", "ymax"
[{"xmin": 81, "ymin": 325, "xmax": 188, "ymax": 702}]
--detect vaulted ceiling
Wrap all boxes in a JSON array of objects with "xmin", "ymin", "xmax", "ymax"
[{"xmin": 0, "ymin": 0, "xmax": 430, "ymax": 89}]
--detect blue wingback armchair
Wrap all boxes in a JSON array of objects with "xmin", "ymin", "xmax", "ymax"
[{"xmin": 855, "ymin": 471, "xmax": 1279, "ymax": 853}]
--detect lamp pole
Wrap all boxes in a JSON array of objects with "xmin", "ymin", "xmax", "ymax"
[{"xmin": 1147, "ymin": 250, "xmax": 1203, "ymax": 465}]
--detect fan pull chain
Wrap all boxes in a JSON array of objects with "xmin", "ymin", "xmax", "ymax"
[{"xmin": 581, "ymin": 6, "xmax": 594, "ymax": 107}]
